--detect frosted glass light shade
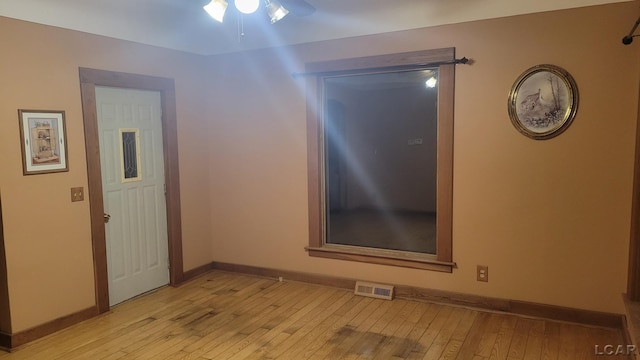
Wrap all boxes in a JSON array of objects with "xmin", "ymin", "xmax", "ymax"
[
  {"xmin": 266, "ymin": 0, "xmax": 289, "ymax": 23},
  {"xmin": 203, "ymin": 0, "xmax": 228, "ymax": 23},
  {"xmin": 235, "ymin": 0, "xmax": 260, "ymax": 14}
]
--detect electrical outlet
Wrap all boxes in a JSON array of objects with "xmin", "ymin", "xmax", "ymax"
[
  {"xmin": 477, "ymin": 265, "xmax": 488, "ymax": 282},
  {"xmin": 71, "ymin": 187, "xmax": 84, "ymax": 202}
]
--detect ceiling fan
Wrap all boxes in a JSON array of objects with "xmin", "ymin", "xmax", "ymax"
[{"xmin": 202, "ymin": 0, "xmax": 315, "ymax": 24}]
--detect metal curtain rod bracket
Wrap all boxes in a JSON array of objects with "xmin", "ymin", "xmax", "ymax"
[
  {"xmin": 622, "ymin": 16, "xmax": 640, "ymax": 45},
  {"xmin": 291, "ymin": 57, "xmax": 470, "ymax": 78}
]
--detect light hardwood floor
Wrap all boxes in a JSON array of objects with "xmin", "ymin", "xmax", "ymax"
[{"xmin": 0, "ymin": 271, "xmax": 628, "ymax": 359}]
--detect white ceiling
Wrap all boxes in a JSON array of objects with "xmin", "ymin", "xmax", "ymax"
[{"xmin": 0, "ymin": 0, "xmax": 634, "ymax": 55}]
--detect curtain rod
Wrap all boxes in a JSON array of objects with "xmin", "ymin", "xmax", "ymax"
[
  {"xmin": 291, "ymin": 57, "xmax": 470, "ymax": 78},
  {"xmin": 623, "ymin": 16, "xmax": 640, "ymax": 45}
]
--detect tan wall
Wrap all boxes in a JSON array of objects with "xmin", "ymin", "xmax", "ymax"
[
  {"xmin": 0, "ymin": 1, "xmax": 637, "ymax": 336},
  {"xmin": 0, "ymin": 17, "xmax": 213, "ymax": 332},
  {"xmin": 207, "ymin": 2, "xmax": 640, "ymax": 314}
]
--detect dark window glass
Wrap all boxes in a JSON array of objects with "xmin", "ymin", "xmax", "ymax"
[{"xmin": 122, "ymin": 131, "xmax": 138, "ymax": 179}]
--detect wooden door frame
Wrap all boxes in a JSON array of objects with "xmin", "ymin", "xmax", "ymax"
[
  {"xmin": 628, "ymin": 87, "xmax": 640, "ymax": 300},
  {"xmin": 79, "ymin": 68, "xmax": 183, "ymax": 313}
]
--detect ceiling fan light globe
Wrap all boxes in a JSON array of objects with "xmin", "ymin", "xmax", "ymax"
[
  {"xmin": 203, "ymin": 0, "xmax": 228, "ymax": 23},
  {"xmin": 235, "ymin": 0, "xmax": 260, "ymax": 14},
  {"xmin": 267, "ymin": 0, "xmax": 289, "ymax": 24}
]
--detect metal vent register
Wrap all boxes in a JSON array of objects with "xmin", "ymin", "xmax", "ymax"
[{"xmin": 354, "ymin": 281, "xmax": 394, "ymax": 300}]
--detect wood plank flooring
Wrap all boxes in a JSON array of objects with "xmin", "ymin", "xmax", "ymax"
[{"xmin": 0, "ymin": 271, "xmax": 628, "ymax": 359}]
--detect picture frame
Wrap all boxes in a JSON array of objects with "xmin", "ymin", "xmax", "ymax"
[
  {"xmin": 508, "ymin": 64, "xmax": 579, "ymax": 140},
  {"xmin": 18, "ymin": 110, "xmax": 69, "ymax": 175}
]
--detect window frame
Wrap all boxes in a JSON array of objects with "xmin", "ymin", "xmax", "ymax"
[{"xmin": 305, "ymin": 48, "xmax": 456, "ymax": 272}]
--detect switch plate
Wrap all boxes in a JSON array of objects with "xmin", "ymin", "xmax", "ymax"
[
  {"xmin": 71, "ymin": 187, "xmax": 84, "ymax": 202},
  {"xmin": 477, "ymin": 265, "xmax": 488, "ymax": 282}
]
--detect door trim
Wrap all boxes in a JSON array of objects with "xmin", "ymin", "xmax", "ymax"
[
  {"xmin": 628, "ymin": 86, "xmax": 640, "ymax": 300},
  {"xmin": 79, "ymin": 68, "xmax": 183, "ymax": 313}
]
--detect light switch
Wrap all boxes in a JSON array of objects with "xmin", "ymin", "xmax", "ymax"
[{"xmin": 71, "ymin": 187, "xmax": 84, "ymax": 202}]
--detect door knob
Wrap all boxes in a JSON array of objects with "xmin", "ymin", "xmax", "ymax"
[{"xmin": 104, "ymin": 213, "xmax": 111, "ymax": 223}]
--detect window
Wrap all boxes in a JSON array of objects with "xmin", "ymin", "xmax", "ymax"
[
  {"xmin": 120, "ymin": 128, "xmax": 142, "ymax": 182},
  {"xmin": 305, "ymin": 48, "xmax": 456, "ymax": 272}
]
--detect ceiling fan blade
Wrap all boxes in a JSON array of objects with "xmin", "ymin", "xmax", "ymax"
[{"xmin": 281, "ymin": 0, "xmax": 316, "ymax": 16}]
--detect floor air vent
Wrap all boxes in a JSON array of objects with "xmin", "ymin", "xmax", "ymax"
[{"xmin": 354, "ymin": 281, "xmax": 394, "ymax": 300}]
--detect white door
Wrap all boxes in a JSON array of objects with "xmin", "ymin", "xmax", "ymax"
[{"xmin": 96, "ymin": 86, "xmax": 169, "ymax": 306}]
